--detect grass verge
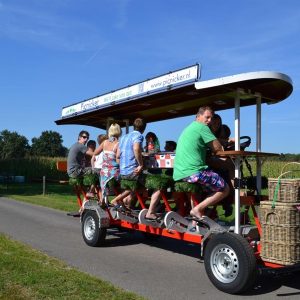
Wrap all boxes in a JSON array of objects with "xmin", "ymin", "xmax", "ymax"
[
  {"xmin": 0, "ymin": 234, "xmax": 145, "ymax": 300},
  {"xmin": 0, "ymin": 183, "xmax": 78, "ymax": 212},
  {"xmin": 1, "ymin": 183, "xmax": 146, "ymax": 299}
]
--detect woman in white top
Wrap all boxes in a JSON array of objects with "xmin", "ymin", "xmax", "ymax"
[{"xmin": 92, "ymin": 134, "xmax": 107, "ymax": 172}]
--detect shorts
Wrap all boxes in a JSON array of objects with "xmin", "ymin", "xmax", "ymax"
[
  {"xmin": 183, "ymin": 169, "xmax": 226, "ymax": 193},
  {"xmin": 121, "ymin": 172, "xmax": 146, "ymax": 186},
  {"xmin": 69, "ymin": 167, "xmax": 95, "ymax": 178}
]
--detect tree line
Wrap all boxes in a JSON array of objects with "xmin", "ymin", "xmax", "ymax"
[
  {"xmin": 1, "ymin": 129, "xmax": 299, "ymax": 161},
  {"xmin": 0, "ymin": 130, "xmax": 68, "ymax": 159}
]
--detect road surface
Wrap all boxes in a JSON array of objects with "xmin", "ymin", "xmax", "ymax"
[{"xmin": 0, "ymin": 197, "xmax": 299, "ymax": 299}]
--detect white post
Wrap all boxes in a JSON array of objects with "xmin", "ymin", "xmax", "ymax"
[
  {"xmin": 234, "ymin": 89, "xmax": 242, "ymax": 234},
  {"xmin": 256, "ymin": 93, "xmax": 262, "ymax": 194},
  {"xmin": 123, "ymin": 119, "xmax": 130, "ymax": 134},
  {"xmin": 43, "ymin": 176, "xmax": 46, "ymax": 196}
]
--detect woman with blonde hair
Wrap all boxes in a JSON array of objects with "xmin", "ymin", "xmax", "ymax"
[{"xmin": 93, "ymin": 123, "xmax": 122, "ymax": 199}]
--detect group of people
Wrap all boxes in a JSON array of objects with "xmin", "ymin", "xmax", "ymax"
[
  {"xmin": 67, "ymin": 119, "xmax": 171, "ymax": 219},
  {"xmin": 67, "ymin": 105, "xmax": 234, "ymax": 221}
]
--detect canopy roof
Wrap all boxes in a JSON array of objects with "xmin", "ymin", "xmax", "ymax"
[{"xmin": 55, "ymin": 70, "xmax": 293, "ymax": 129}]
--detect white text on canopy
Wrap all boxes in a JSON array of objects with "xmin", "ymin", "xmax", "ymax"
[{"xmin": 61, "ymin": 64, "xmax": 199, "ymax": 118}]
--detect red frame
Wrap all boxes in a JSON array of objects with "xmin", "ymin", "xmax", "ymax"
[{"xmin": 56, "ymin": 160, "xmax": 287, "ymax": 269}]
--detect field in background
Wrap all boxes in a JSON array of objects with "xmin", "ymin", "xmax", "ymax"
[
  {"xmin": 0, "ymin": 157, "xmax": 299, "ymax": 184},
  {"xmin": 0, "ymin": 157, "xmax": 68, "ymax": 183}
]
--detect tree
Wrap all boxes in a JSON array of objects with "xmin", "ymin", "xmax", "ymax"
[
  {"xmin": 0, "ymin": 130, "xmax": 30, "ymax": 159},
  {"xmin": 31, "ymin": 131, "xmax": 67, "ymax": 157}
]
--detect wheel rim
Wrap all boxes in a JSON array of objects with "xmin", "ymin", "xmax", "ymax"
[
  {"xmin": 210, "ymin": 243, "xmax": 239, "ymax": 283},
  {"xmin": 84, "ymin": 216, "xmax": 96, "ymax": 241}
]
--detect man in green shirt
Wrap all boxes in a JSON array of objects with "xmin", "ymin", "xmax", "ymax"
[{"xmin": 173, "ymin": 106, "xmax": 229, "ymax": 219}]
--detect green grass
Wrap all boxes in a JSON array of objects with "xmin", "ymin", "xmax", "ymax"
[
  {"xmin": 0, "ymin": 234, "xmax": 145, "ymax": 300},
  {"xmin": 0, "ymin": 184, "xmax": 146, "ymax": 299},
  {"xmin": 1, "ymin": 182, "xmax": 262, "ymax": 223},
  {"xmin": 0, "ymin": 183, "xmax": 79, "ymax": 212}
]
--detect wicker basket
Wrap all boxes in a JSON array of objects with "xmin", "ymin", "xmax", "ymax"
[
  {"xmin": 260, "ymin": 241, "xmax": 300, "ymax": 265},
  {"xmin": 261, "ymin": 224, "xmax": 300, "ymax": 244},
  {"xmin": 259, "ymin": 200, "xmax": 300, "ymax": 265},
  {"xmin": 260, "ymin": 201, "xmax": 300, "ymax": 226},
  {"xmin": 268, "ymin": 162, "xmax": 300, "ymax": 203},
  {"xmin": 268, "ymin": 178, "xmax": 300, "ymax": 203}
]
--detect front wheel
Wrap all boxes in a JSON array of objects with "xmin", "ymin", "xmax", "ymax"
[
  {"xmin": 82, "ymin": 210, "xmax": 107, "ymax": 247},
  {"xmin": 204, "ymin": 232, "xmax": 257, "ymax": 294}
]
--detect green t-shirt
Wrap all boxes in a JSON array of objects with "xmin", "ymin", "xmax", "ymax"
[{"xmin": 173, "ymin": 121, "xmax": 216, "ymax": 181}]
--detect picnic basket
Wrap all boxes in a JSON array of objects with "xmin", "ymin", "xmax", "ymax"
[
  {"xmin": 268, "ymin": 162, "xmax": 300, "ymax": 204},
  {"xmin": 260, "ymin": 162, "xmax": 300, "ymax": 265}
]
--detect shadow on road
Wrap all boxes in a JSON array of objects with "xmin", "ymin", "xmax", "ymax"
[
  {"xmin": 106, "ymin": 228, "xmax": 203, "ymax": 259},
  {"xmin": 104, "ymin": 228, "xmax": 146, "ymax": 247},
  {"xmin": 105, "ymin": 229, "xmax": 300, "ymax": 296},
  {"xmin": 245, "ymin": 270, "xmax": 300, "ymax": 296}
]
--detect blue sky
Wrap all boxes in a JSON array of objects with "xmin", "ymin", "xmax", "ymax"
[{"xmin": 0, "ymin": 0, "xmax": 299, "ymax": 153}]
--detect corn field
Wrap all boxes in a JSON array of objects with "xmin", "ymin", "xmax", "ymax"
[
  {"xmin": 0, "ymin": 157, "xmax": 68, "ymax": 182},
  {"xmin": 0, "ymin": 158, "xmax": 299, "ymax": 183},
  {"xmin": 242, "ymin": 159, "xmax": 300, "ymax": 179}
]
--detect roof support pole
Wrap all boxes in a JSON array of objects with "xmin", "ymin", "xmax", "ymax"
[
  {"xmin": 123, "ymin": 119, "xmax": 130, "ymax": 134},
  {"xmin": 256, "ymin": 93, "xmax": 262, "ymax": 194},
  {"xmin": 106, "ymin": 118, "xmax": 115, "ymax": 133},
  {"xmin": 234, "ymin": 89, "xmax": 242, "ymax": 234}
]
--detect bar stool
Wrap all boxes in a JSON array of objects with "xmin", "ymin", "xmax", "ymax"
[
  {"xmin": 145, "ymin": 174, "xmax": 174, "ymax": 212},
  {"xmin": 120, "ymin": 178, "xmax": 146, "ymax": 209},
  {"xmin": 69, "ymin": 177, "xmax": 85, "ymax": 207},
  {"xmin": 174, "ymin": 181, "xmax": 202, "ymax": 216}
]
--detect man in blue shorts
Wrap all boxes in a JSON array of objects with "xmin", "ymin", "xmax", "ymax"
[
  {"xmin": 117, "ymin": 118, "xmax": 160, "ymax": 218},
  {"xmin": 173, "ymin": 106, "xmax": 229, "ymax": 219}
]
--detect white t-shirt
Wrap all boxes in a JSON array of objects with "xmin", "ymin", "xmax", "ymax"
[{"xmin": 94, "ymin": 152, "xmax": 104, "ymax": 169}]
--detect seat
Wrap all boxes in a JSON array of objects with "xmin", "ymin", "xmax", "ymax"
[
  {"xmin": 174, "ymin": 181, "xmax": 203, "ymax": 216},
  {"xmin": 145, "ymin": 174, "xmax": 174, "ymax": 212}
]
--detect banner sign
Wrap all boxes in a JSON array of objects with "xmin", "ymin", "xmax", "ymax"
[{"xmin": 61, "ymin": 64, "xmax": 200, "ymax": 118}]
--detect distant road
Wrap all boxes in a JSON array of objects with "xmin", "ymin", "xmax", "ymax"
[{"xmin": 0, "ymin": 197, "xmax": 300, "ymax": 300}]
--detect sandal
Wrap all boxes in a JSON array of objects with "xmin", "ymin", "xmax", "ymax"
[
  {"xmin": 114, "ymin": 204, "xmax": 131, "ymax": 213},
  {"xmin": 187, "ymin": 214, "xmax": 204, "ymax": 223},
  {"xmin": 190, "ymin": 209, "xmax": 204, "ymax": 221},
  {"xmin": 145, "ymin": 214, "xmax": 161, "ymax": 222}
]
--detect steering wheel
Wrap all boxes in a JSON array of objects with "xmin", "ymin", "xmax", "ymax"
[{"xmin": 225, "ymin": 136, "xmax": 251, "ymax": 151}]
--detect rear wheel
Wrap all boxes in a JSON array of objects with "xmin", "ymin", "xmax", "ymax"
[
  {"xmin": 82, "ymin": 210, "xmax": 107, "ymax": 247},
  {"xmin": 204, "ymin": 232, "xmax": 257, "ymax": 294}
]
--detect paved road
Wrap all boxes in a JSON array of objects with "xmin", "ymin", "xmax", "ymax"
[{"xmin": 0, "ymin": 197, "xmax": 300, "ymax": 299}]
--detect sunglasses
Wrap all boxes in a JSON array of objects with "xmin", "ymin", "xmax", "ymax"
[{"xmin": 81, "ymin": 136, "xmax": 89, "ymax": 139}]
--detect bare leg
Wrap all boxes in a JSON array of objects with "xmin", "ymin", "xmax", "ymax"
[
  {"xmin": 123, "ymin": 192, "xmax": 136, "ymax": 208},
  {"xmin": 86, "ymin": 184, "xmax": 96, "ymax": 198},
  {"xmin": 111, "ymin": 190, "xmax": 131, "ymax": 205},
  {"xmin": 146, "ymin": 190, "xmax": 161, "ymax": 219},
  {"xmin": 190, "ymin": 184, "xmax": 230, "ymax": 218}
]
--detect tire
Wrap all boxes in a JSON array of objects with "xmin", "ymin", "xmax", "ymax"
[
  {"xmin": 204, "ymin": 232, "xmax": 257, "ymax": 294},
  {"xmin": 82, "ymin": 210, "xmax": 107, "ymax": 247}
]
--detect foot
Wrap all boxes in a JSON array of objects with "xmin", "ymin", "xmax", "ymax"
[
  {"xmin": 79, "ymin": 199, "xmax": 89, "ymax": 213},
  {"xmin": 114, "ymin": 204, "xmax": 131, "ymax": 213},
  {"xmin": 145, "ymin": 213, "xmax": 160, "ymax": 221},
  {"xmin": 86, "ymin": 192, "xmax": 95, "ymax": 198},
  {"xmin": 190, "ymin": 209, "xmax": 204, "ymax": 220}
]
